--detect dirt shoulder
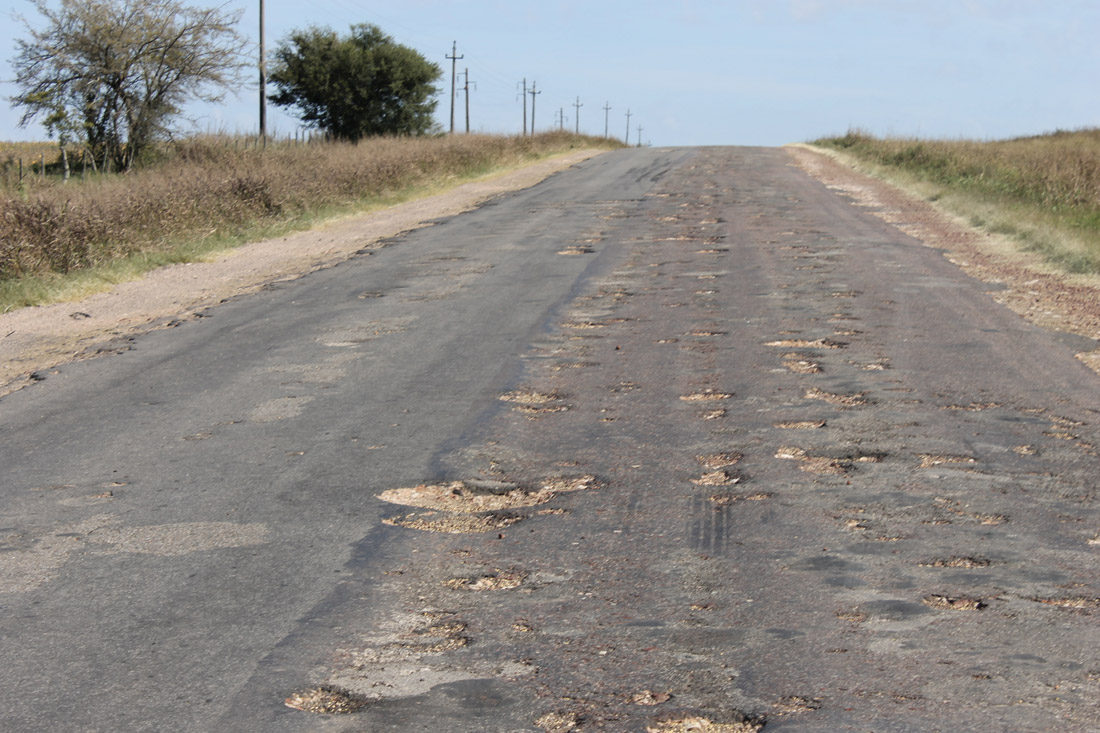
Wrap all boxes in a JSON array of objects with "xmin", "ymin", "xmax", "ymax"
[
  {"xmin": 0, "ymin": 150, "xmax": 606, "ymax": 397},
  {"xmin": 787, "ymin": 144, "xmax": 1100, "ymax": 375}
]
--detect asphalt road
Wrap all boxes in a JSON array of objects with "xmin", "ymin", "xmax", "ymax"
[{"xmin": 2, "ymin": 147, "xmax": 1099, "ymax": 732}]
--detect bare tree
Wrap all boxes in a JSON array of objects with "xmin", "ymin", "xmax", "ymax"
[{"xmin": 10, "ymin": 0, "xmax": 249, "ymax": 171}]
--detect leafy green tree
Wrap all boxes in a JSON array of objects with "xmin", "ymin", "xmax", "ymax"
[
  {"xmin": 269, "ymin": 24, "xmax": 442, "ymax": 140},
  {"xmin": 10, "ymin": 0, "xmax": 249, "ymax": 171}
]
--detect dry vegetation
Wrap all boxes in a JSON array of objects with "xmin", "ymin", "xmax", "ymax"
[
  {"xmin": 814, "ymin": 128, "xmax": 1100, "ymax": 274},
  {"xmin": 0, "ymin": 131, "xmax": 619, "ymax": 303}
]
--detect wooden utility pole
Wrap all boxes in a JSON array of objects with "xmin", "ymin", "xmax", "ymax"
[
  {"xmin": 259, "ymin": 0, "xmax": 266, "ymax": 146},
  {"xmin": 603, "ymin": 101, "xmax": 611, "ymax": 138},
  {"xmin": 446, "ymin": 41, "xmax": 463, "ymax": 134},
  {"xmin": 625, "ymin": 108, "xmax": 632, "ymax": 145},
  {"xmin": 518, "ymin": 78, "xmax": 527, "ymax": 136},
  {"xmin": 573, "ymin": 97, "xmax": 583, "ymax": 134},
  {"xmin": 463, "ymin": 68, "xmax": 475, "ymax": 133},
  {"xmin": 556, "ymin": 107, "xmax": 566, "ymax": 131},
  {"xmin": 529, "ymin": 82, "xmax": 541, "ymax": 134}
]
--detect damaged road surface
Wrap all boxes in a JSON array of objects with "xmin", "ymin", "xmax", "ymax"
[{"xmin": 2, "ymin": 147, "xmax": 1100, "ymax": 731}]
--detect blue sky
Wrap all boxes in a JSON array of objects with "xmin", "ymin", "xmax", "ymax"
[{"xmin": 3, "ymin": 0, "xmax": 1099, "ymax": 146}]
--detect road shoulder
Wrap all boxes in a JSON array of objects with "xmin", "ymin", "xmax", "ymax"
[
  {"xmin": 788, "ymin": 143, "xmax": 1100, "ymax": 375},
  {"xmin": 0, "ymin": 149, "xmax": 607, "ymax": 397}
]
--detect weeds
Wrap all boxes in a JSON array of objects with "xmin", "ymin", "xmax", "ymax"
[
  {"xmin": 0, "ymin": 131, "xmax": 619, "ymax": 303},
  {"xmin": 813, "ymin": 128, "xmax": 1100, "ymax": 274}
]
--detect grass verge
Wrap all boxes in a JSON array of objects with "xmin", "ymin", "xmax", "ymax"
[
  {"xmin": 0, "ymin": 131, "xmax": 621, "ymax": 312},
  {"xmin": 811, "ymin": 129, "xmax": 1100, "ymax": 275}
]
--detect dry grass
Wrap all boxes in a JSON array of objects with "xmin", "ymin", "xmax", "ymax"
[
  {"xmin": 813, "ymin": 128, "xmax": 1100, "ymax": 273},
  {"xmin": 0, "ymin": 131, "xmax": 619, "ymax": 306}
]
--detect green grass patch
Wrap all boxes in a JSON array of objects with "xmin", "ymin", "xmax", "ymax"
[
  {"xmin": 0, "ymin": 131, "xmax": 621, "ymax": 311},
  {"xmin": 812, "ymin": 128, "xmax": 1100, "ymax": 274}
]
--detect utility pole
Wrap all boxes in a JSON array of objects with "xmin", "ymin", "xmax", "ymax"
[
  {"xmin": 573, "ymin": 96, "xmax": 583, "ymax": 134},
  {"xmin": 625, "ymin": 108, "xmax": 632, "ymax": 145},
  {"xmin": 518, "ymin": 78, "xmax": 527, "ymax": 136},
  {"xmin": 258, "ymin": 0, "xmax": 266, "ymax": 147},
  {"xmin": 529, "ymin": 81, "xmax": 541, "ymax": 134},
  {"xmin": 462, "ymin": 68, "xmax": 475, "ymax": 133},
  {"xmin": 637, "ymin": 126, "xmax": 643, "ymax": 147},
  {"xmin": 446, "ymin": 41, "xmax": 463, "ymax": 134},
  {"xmin": 556, "ymin": 107, "xmax": 566, "ymax": 131},
  {"xmin": 602, "ymin": 101, "xmax": 611, "ymax": 138}
]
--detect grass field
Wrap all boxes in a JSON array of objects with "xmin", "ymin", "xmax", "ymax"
[
  {"xmin": 813, "ymin": 129, "xmax": 1100, "ymax": 275},
  {"xmin": 0, "ymin": 131, "xmax": 620, "ymax": 311}
]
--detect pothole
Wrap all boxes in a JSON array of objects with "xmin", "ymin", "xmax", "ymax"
[
  {"xmin": 379, "ymin": 475, "xmax": 600, "ymax": 514},
  {"xmin": 688, "ymin": 330, "xmax": 727, "ymax": 337},
  {"xmin": 681, "ymin": 390, "xmax": 734, "ymax": 402},
  {"xmin": 445, "ymin": 569, "xmax": 526, "ymax": 591},
  {"xmin": 514, "ymin": 405, "xmax": 571, "ymax": 417},
  {"xmin": 562, "ymin": 318, "xmax": 628, "ymax": 329},
  {"xmin": 783, "ymin": 359, "xmax": 822, "ymax": 374},
  {"xmin": 772, "ymin": 696, "xmax": 823, "ymax": 715},
  {"xmin": 776, "ymin": 447, "xmax": 851, "ymax": 476},
  {"xmin": 647, "ymin": 713, "xmax": 764, "ymax": 732},
  {"xmin": 284, "ymin": 686, "xmax": 368, "ymax": 714},
  {"xmin": 550, "ymin": 361, "xmax": 599, "ymax": 371},
  {"xmin": 922, "ymin": 594, "xmax": 987, "ymax": 611},
  {"xmin": 709, "ymin": 492, "xmax": 769, "ymax": 507},
  {"xmin": 775, "ymin": 420, "xmax": 826, "ymax": 430},
  {"xmin": 918, "ymin": 454, "xmax": 977, "ymax": 469},
  {"xmin": 853, "ymin": 359, "xmax": 891, "ymax": 371},
  {"xmin": 394, "ymin": 636, "xmax": 469, "ymax": 654},
  {"xmin": 1030, "ymin": 596, "xmax": 1100, "ymax": 610},
  {"xmin": 692, "ymin": 470, "xmax": 740, "ymax": 486},
  {"xmin": 919, "ymin": 556, "xmax": 991, "ymax": 568},
  {"xmin": 696, "ymin": 453, "xmax": 742, "ymax": 469},
  {"xmin": 702, "ymin": 409, "xmax": 727, "ymax": 420},
  {"xmin": 558, "ymin": 246, "xmax": 595, "ymax": 255},
  {"xmin": 537, "ymin": 711, "xmax": 582, "ymax": 732},
  {"xmin": 612, "ymin": 381, "xmax": 641, "ymax": 393},
  {"xmin": 500, "ymin": 389, "xmax": 564, "ymax": 405},
  {"xmin": 804, "ymin": 388, "xmax": 868, "ymax": 407},
  {"xmin": 632, "ymin": 690, "xmax": 673, "ymax": 706},
  {"xmin": 382, "ymin": 511, "xmax": 526, "ymax": 534},
  {"xmin": 766, "ymin": 338, "xmax": 846, "ymax": 349},
  {"xmin": 943, "ymin": 402, "xmax": 1002, "ymax": 412}
]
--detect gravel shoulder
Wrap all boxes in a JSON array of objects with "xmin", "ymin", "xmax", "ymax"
[
  {"xmin": 0, "ymin": 149, "xmax": 605, "ymax": 397},
  {"xmin": 788, "ymin": 144, "xmax": 1100, "ymax": 374}
]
